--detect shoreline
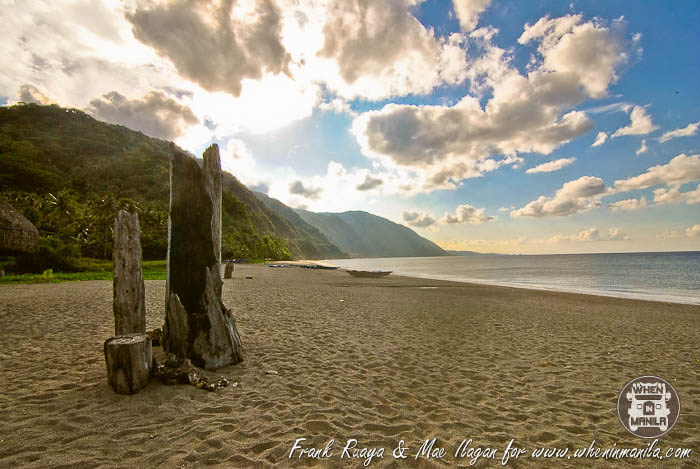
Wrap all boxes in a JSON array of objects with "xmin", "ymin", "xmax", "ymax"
[
  {"xmin": 374, "ymin": 271, "xmax": 700, "ymax": 306},
  {"xmin": 324, "ymin": 253, "xmax": 700, "ymax": 306}
]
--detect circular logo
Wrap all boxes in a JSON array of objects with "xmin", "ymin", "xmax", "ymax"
[{"xmin": 617, "ymin": 375, "xmax": 680, "ymax": 438}]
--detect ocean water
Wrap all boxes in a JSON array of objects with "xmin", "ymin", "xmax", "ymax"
[{"xmin": 326, "ymin": 252, "xmax": 700, "ymax": 305}]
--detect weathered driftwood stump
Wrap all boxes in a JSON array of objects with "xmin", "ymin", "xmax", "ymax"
[
  {"xmin": 104, "ymin": 334, "xmax": 152, "ymax": 394},
  {"xmin": 163, "ymin": 143, "xmax": 243, "ymax": 369},
  {"xmin": 224, "ymin": 261, "xmax": 234, "ymax": 279},
  {"xmin": 112, "ymin": 210, "xmax": 146, "ymax": 335}
]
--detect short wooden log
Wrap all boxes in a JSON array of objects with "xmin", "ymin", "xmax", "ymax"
[
  {"xmin": 104, "ymin": 334, "xmax": 152, "ymax": 394},
  {"xmin": 224, "ymin": 262, "xmax": 234, "ymax": 279}
]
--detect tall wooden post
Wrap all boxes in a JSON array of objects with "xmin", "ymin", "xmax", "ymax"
[
  {"xmin": 112, "ymin": 210, "xmax": 146, "ymax": 335},
  {"xmin": 163, "ymin": 143, "xmax": 243, "ymax": 369}
]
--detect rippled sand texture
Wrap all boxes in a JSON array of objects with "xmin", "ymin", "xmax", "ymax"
[{"xmin": 0, "ymin": 265, "xmax": 698, "ymax": 468}]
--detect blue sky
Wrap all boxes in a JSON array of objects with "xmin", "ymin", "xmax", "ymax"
[{"xmin": 2, "ymin": 0, "xmax": 699, "ymax": 253}]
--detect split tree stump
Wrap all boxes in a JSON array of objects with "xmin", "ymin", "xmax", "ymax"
[
  {"xmin": 164, "ymin": 143, "xmax": 243, "ymax": 369},
  {"xmin": 104, "ymin": 334, "xmax": 152, "ymax": 394}
]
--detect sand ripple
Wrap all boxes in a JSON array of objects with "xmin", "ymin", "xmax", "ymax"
[{"xmin": 1, "ymin": 266, "xmax": 699, "ymax": 467}]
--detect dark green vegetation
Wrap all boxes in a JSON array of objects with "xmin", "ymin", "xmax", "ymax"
[
  {"xmin": 0, "ymin": 103, "xmax": 344, "ymax": 274},
  {"xmin": 295, "ymin": 210, "xmax": 446, "ymax": 258},
  {"xmin": 0, "ymin": 260, "xmax": 166, "ymax": 284},
  {"xmin": 0, "ymin": 103, "xmax": 448, "ymax": 280}
]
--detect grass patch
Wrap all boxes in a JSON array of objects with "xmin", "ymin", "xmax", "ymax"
[
  {"xmin": 143, "ymin": 260, "xmax": 167, "ymax": 280},
  {"xmin": 0, "ymin": 259, "xmax": 167, "ymax": 284}
]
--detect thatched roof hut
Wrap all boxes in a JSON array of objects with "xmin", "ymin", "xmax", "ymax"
[{"xmin": 0, "ymin": 201, "xmax": 40, "ymax": 255}]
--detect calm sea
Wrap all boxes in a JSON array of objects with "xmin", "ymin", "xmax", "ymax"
[{"xmin": 326, "ymin": 252, "xmax": 700, "ymax": 305}]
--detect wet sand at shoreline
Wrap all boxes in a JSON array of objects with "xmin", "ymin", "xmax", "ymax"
[{"xmin": 0, "ymin": 265, "xmax": 698, "ymax": 467}]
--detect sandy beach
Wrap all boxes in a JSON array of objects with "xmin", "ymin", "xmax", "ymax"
[{"xmin": 1, "ymin": 265, "xmax": 698, "ymax": 468}]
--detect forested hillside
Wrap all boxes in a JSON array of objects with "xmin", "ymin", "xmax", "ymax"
[
  {"xmin": 253, "ymin": 191, "xmax": 347, "ymax": 259},
  {"xmin": 296, "ymin": 210, "xmax": 447, "ymax": 258},
  {"xmin": 0, "ymin": 104, "xmax": 341, "ymax": 271}
]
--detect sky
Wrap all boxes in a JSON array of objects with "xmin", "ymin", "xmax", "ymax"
[{"xmin": 2, "ymin": 0, "xmax": 699, "ymax": 254}]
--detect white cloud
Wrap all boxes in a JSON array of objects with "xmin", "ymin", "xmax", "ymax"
[
  {"xmin": 635, "ymin": 139, "xmax": 648, "ymax": 155},
  {"xmin": 653, "ymin": 184, "xmax": 700, "ymax": 206},
  {"xmin": 584, "ymin": 101, "xmax": 632, "ymax": 115},
  {"xmin": 606, "ymin": 227, "xmax": 629, "ymax": 241},
  {"xmin": 604, "ymin": 154, "xmax": 700, "ymax": 209},
  {"xmin": 1, "ymin": 0, "xmax": 325, "ymax": 149},
  {"xmin": 551, "ymin": 227, "xmax": 600, "ymax": 242},
  {"xmin": 438, "ymin": 237, "xmax": 528, "ymax": 253},
  {"xmin": 4, "ymin": 0, "xmax": 648, "ymax": 197},
  {"xmin": 453, "ymin": 0, "xmax": 492, "ymax": 32},
  {"xmin": 611, "ymin": 105, "xmax": 659, "ymax": 138},
  {"xmin": 402, "ymin": 210, "xmax": 437, "ymax": 228},
  {"xmin": 17, "ymin": 84, "xmax": 52, "ymax": 104},
  {"xmin": 440, "ymin": 204, "xmax": 492, "ymax": 224},
  {"xmin": 462, "ymin": 26, "xmax": 516, "ymax": 97},
  {"xmin": 614, "ymin": 153, "xmax": 700, "ymax": 192},
  {"xmin": 1, "ymin": 0, "xmax": 179, "ymax": 109},
  {"xmin": 263, "ymin": 161, "xmax": 397, "ymax": 213},
  {"xmin": 316, "ymin": 0, "xmax": 468, "ymax": 100},
  {"xmin": 550, "ymin": 226, "xmax": 629, "ymax": 242},
  {"xmin": 87, "ymin": 90, "xmax": 198, "ymax": 139},
  {"xmin": 188, "ymin": 73, "xmax": 319, "ymax": 137},
  {"xmin": 1, "ymin": 0, "xmax": 464, "ymax": 147},
  {"xmin": 608, "ymin": 196, "xmax": 647, "ymax": 212},
  {"xmin": 289, "ymin": 180, "xmax": 323, "ymax": 200},
  {"xmin": 327, "ymin": 161, "xmax": 347, "ymax": 179},
  {"xmin": 353, "ymin": 14, "xmax": 637, "ymax": 192},
  {"xmin": 526, "ymin": 157, "xmax": 576, "ymax": 174},
  {"xmin": 319, "ymin": 98, "xmax": 356, "ymax": 116},
  {"xmin": 511, "ymin": 176, "xmax": 608, "ymax": 218},
  {"xmin": 591, "ymin": 131, "xmax": 608, "ymax": 147},
  {"xmin": 687, "ymin": 224, "xmax": 700, "ymax": 237},
  {"xmin": 657, "ymin": 230, "xmax": 681, "ymax": 240},
  {"xmin": 518, "ymin": 14, "xmax": 639, "ymax": 98},
  {"xmin": 220, "ymin": 138, "xmax": 263, "ymax": 188},
  {"xmin": 126, "ymin": 0, "xmax": 291, "ymax": 97},
  {"xmin": 356, "ymin": 174, "xmax": 384, "ymax": 191},
  {"xmin": 658, "ymin": 120, "xmax": 700, "ymax": 143},
  {"xmin": 354, "ymin": 94, "xmax": 593, "ymax": 191}
]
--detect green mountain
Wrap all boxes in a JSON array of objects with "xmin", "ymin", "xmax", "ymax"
[
  {"xmin": 295, "ymin": 209, "xmax": 447, "ymax": 258},
  {"xmin": 0, "ymin": 103, "xmax": 342, "ymax": 266},
  {"xmin": 252, "ymin": 192, "xmax": 446, "ymax": 259},
  {"xmin": 253, "ymin": 191, "xmax": 347, "ymax": 259}
]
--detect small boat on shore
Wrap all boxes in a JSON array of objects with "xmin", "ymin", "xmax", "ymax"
[
  {"xmin": 301, "ymin": 263, "xmax": 339, "ymax": 270},
  {"xmin": 267, "ymin": 260, "xmax": 340, "ymax": 270},
  {"xmin": 346, "ymin": 269, "xmax": 393, "ymax": 278}
]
